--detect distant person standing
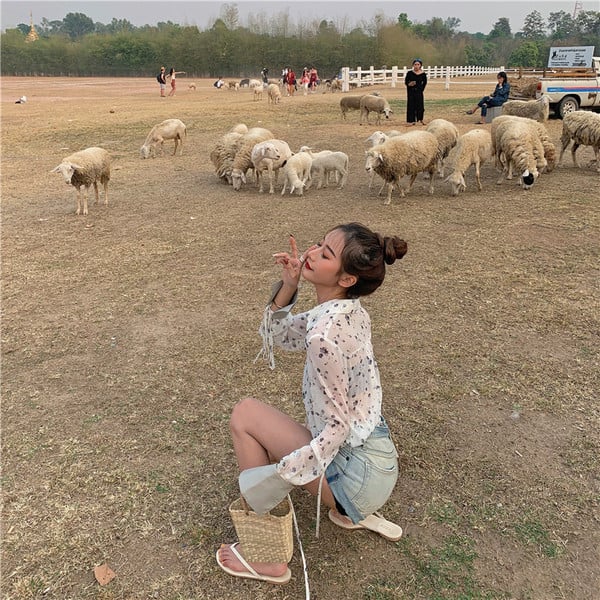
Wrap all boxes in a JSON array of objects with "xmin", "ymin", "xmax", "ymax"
[
  {"xmin": 167, "ymin": 67, "xmax": 186, "ymax": 97},
  {"xmin": 286, "ymin": 67, "xmax": 296, "ymax": 97},
  {"xmin": 157, "ymin": 66, "xmax": 167, "ymax": 97},
  {"xmin": 405, "ymin": 59, "xmax": 427, "ymax": 125}
]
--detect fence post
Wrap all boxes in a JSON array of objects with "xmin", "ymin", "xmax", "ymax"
[
  {"xmin": 356, "ymin": 66, "xmax": 362, "ymax": 88},
  {"xmin": 342, "ymin": 67, "xmax": 350, "ymax": 92},
  {"xmin": 391, "ymin": 66, "xmax": 398, "ymax": 88},
  {"xmin": 445, "ymin": 67, "xmax": 450, "ymax": 90}
]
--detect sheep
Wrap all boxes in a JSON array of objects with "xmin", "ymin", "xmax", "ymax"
[
  {"xmin": 267, "ymin": 83, "xmax": 282, "ymax": 105},
  {"xmin": 251, "ymin": 139, "xmax": 292, "ymax": 194},
  {"xmin": 300, "ymin": 147, "xmax": 349, "ymax": 189},
  {"xmin": 493, "ymin": 119, "xmax": 545, "ymax": 189},
  {"xmin": 230, "ymin": 123, "xmax": 249, "ymax": 135},
  {"xmin": 188, "ymin": 83, "xmax": 197, "ymax": 91},
  {"xmin": 140, "ymin": 118, "xmax": 186, "ymax": 159},
  {"xmin": 280, "ymin": 152, "xmax": 313, "ymax": 195},
  {"xmin": 559, "ymin": 110, "xmax": 600, "ymax": 172},
  {"xmin": 501, "ymin": 95, "xmax": 550, "ymax": 123},
  {"xmin": 230, "ymin": 127, "xmax": 275, "ymax": 190},
  {"xmin": 365, "ymin": 130, "xmax": 403, "ymax": 192},
  {"xmin": 51, "ymin": 147, "xmax": 110, "ymax": 215},
  {"xmin": 359, "ymin": 95, "xmax": 393, "ymax": 125},
  {"xmin": 425, "ymin": 118, "xmax": 460, "ymax": 177},
  {"xmin": 340, "ymin": 95, "xmax": 368, "ymax": 120},
  {"xmin": 327, "ymin": 79, "xmax": 342, "ymax": 93},
  {"xmin": 252, "ymin": 85, "xmax": 263, "ymax": 101},
  {"xmin": 364, "ymin": 131, "xmax": 440, "ymax": 205},
  {"xmin": 210, "ymin": 131, "xmax": 245, "ymax": 184},
  {"xmin": 491, "ymin": 115, "xmax": 555, "ymax": 177},
  {"xmin": 228, "ymin": 81, "xmax": 240, "ymax": 91},
  {"xmin": 239, "ymin": 78, "xmax": 250, "ymax": 88},
  {"xmin": 444, "ymin": 129, "xmax": 492, "ymax": 196}
]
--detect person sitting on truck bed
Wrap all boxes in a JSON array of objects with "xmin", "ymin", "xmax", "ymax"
[{"xmin": 466, "ymin": 72, "xmax": 510, "ymax": 124}]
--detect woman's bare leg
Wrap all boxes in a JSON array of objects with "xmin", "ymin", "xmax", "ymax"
[{"xmin": 219, "ymin": 397, "xmax": 337, "ymax": 577}]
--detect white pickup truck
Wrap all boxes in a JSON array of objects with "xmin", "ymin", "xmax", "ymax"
[{"xmin": 536, "ymin": 56, "xmax": 600, "ymax": 118}]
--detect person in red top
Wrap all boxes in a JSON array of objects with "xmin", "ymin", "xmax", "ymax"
[
  {"xmin": 286, "ymin": 67, "xmax": 296, "ymax": 97},
  {"xmin": 309, "ymin": 67, "xmax": 318, "ymax": 92}
]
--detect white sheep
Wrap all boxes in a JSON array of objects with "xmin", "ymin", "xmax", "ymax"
[
  {"xmin": 444, "ymin": 129, "xmax": 492, "ymax": 196},
  {"xmin": 365, "ymin": 130, "xmax": 402, "ymax": 192},
  {"xmin": 267, "ymin": 83, "xmax": 282, "ymax": 105},
  {"xmin": 51, "ymin": 147, "xmax": 111, "ymax": 215},
  {"xmin": 491, "ymin": 115, "xmax": 554, "ymax": 178},
  {"xmin": 364, "ymin": 131, "xmax": 440, "ymax": 205},
  {"xmin": 340, "ymin": 95, "xmax": 367, "ymax": 120},
  {"xmin": 280, "ymin": 152, "xmax": 313, "ymax": 195},
  {"xmin": 493, "ymin": 120, "xmax": 545, "ymax": 189},
  {"xmin": 559, "ymin": 110, "xmax": 600, "ymax": 172},
  {"xmin": 501, "ymin": 95, "xmax": 550, "ymax": 123},
  {"xmin": 230, "ymin": 127, "xmax": 275, "ymax": 190},
  {"xmin": 230, "ymin": 123, "xmax": 249, "ymax": 135},
  {"xmin": 425, "ymin": 118, "xmax": 460, "ymax": 177},
  {"xmin": 251, "ymin": 139, "xmax": 292, "ymax": 194},
  {"xmin": 359, "ymin": 95, "xmax": 393, "ymax": 125},
  {"xmin": 210, "ymin": 131, "xmax": 245, "ymax": 184},
  {"xmin": 300, "ymin": 147, "xmax": 349, "ymax": 189},
  {"xmin": 140, "ymin": 118, "xmax": 186, "ymax": 159},
  {"xmin": 249, "ymin": 79, "xmax": 263, "ymax": 101}
]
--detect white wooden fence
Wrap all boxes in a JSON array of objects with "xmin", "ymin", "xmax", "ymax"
[{"xmin": 340, "ymin": 65, "xmax": 507, "ymax": 92}]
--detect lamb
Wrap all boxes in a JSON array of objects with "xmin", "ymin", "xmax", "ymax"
[
  {"xmin": 140, "ymin": 118, "xmax": 186, "ymax": 159},
  {"xmin": 51, "ymin": 147, "xmax": 111, "ymax": 215},
  {"xmin": 425, "ymin": 118, "xmax": 460, "ymax": 177},
  {"xmin": 364, "ymin": 131, "xmax": 440, "ymax": 205},
  {"xmin": 491, "ymin": 115, "xmax": 555, "ymax": 177},
  {"xmin": 300, "ymin": 147, "xmax": 349, "ymax": 189},
  {"xmin": 280, "ymin": 152, "xmax": 313, "ymax": 195},
  {"xmin": 493, "ymin": 119, "xmax": 545, "ymax": 189},
  {"xmin": 230, "ymin": 127, "xmax": 275, "ymax": 190},
  {"xmin": 559, "ymin": 110, "xmax": 600, "ymax": 172},
  {"xmin": 251, "ymin": 139, "xmax": 292, "ymax": 193},
  {"xmin": 501, "ymin": 95, "xmax": 550, "ymax": 123},
  {"xmin": 267, "ymin": 83, "xmax": 282, "ymax": 105},
  {"xmin": 359, "ymin": 95, "xmax": 393, "ymax": 125},
  {"xmin": 444, "ymin": 129, "xmax": 492, "ymax": 196}
]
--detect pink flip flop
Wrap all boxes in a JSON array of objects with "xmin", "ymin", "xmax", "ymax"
[
  {"xmin": 216, "ymin": 542, "xmax": 292, "ymax": 585},
  {"xmin": 328, "ymin": 509, "xmax": 403, "ymax": 542}
]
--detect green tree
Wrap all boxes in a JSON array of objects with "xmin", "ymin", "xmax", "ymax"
[
  {"xmin": 547, "ymin": 11, "xmax": 576, "ymax": 40},
  {"xmin": 489, "ymin": 17, "xmax": 512, "ymax": 38},
  {"xmin": 397, "ymin": 13, "xmax": 412, "ymax": 29},
  {"xmin": 521, "ymin": 11, "xmax": 546, "ymax": 39},
  {"xmin": 62, "ymin": 12, "xmax": 95, "ymax": 39},
  {"xmin": 509, "ymin": 41, "xmax": 540, "ymax": 66}
]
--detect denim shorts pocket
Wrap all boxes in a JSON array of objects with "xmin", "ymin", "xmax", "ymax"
[{"xmin": 347, "ymin": 453, "xmax": 398, "ymax": 516}]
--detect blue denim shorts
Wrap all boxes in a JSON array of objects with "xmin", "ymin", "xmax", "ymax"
[{"xmin": 325, "ymin": 421, "xmax": 399, "ymax": 524}]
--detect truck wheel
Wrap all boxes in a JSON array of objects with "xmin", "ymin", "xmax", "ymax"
[{"xmin": 557, "ymin": 96, "xmax": 580, "ymax": 118}]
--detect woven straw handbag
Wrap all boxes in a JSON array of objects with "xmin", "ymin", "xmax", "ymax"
[{"xmin": 229, "ymin": 496, "xmax": 294, "ymax": 563}]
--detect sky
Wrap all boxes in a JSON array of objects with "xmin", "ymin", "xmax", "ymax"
[{"xmin": 0, "ymin": 1, "xmax": 582, "ymax": 35}]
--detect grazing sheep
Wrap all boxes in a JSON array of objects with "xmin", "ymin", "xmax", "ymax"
[
  {"xmin": 230, "ymin": 127, "xmax": 275, "ymax": 190},
  {"xmin": 267, "ymin": 83, "xmax": 282, "ymax": 105},
  {"xmin": 364, "ymin": 131, "xmax": 440, "ymax": 205},
  {"xmin": 493, "ymin": 120, "xmax": 545, "ymax": 189},
  {"xmin": 425, "ymin": 118, "xmax": 460, "ymax": 177},
  {"xmin": 492, "ymin": 115, "xmax": 555, "ymax": 177},
  {"xmin": 251, "ymin": 139, "xmax": 292, "ymax": 194},
  {"xmin": 51, "ymin": 147, "xmax": 111, "ymax": 215},
  {"xmin": 280, "ymin": 152, "xmax": 313, "ymax": 195},
  {"xmin": 228, "ymin": 81, "xmax": 240, "ymax": 91},
  {"xmin": 365, "ymin": 130, "xmax": 403, "ymax": 191},
  {"xmin": 210, "ymin": 131, "xmax": 245, "ymax": 184},
  {"xmin": 188, "ymin": 83, "xmax": 197, "ymax": 91},
  {"xmin": 300, "ymin": 147, "xmax": 349, "ymax": 189},
  {"xmin": 340, "ymin": 95, "xmax": 367, "ymax": 120},
  {"xmin": 327, "ymin": 79, "xmax": 342, "ymax": 93},
  {"xmin": 559, "ymin": 110, "xmax": 600, "ymax": 172},
  {"xmin": 501, "ymin": 95, "xmax": 550, "ymax": 123},
  {"xmin": 252, "ymin": 85, "xmax": 263, "ymax": 101},
  {"xmin": 239, "ymin": 78, "xmax": 250, "ymax": 88},
  {"xmin": 444, "ymin": 129, "xmax": 492, "ymax": 196},
  {"xmin": 359, "ymin": 95, "xmax": 393, "ymax": 125},
  {"xmin": 140, "ymin": 118, "xmax": 186, "ymax": 159}
]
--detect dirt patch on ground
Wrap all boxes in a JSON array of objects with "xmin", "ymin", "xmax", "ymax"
[{"xmin": 2, "ymin": 76, "xmax": 599, "ymax": 599}]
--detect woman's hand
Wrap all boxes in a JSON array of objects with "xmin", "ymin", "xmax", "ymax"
[{"xmin": 272, "ymin": 235, "xmax": 304, "ymax": 289}]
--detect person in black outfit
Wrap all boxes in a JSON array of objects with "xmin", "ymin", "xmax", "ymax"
[{"xmin": 404, "ymin": 59, "xmax": 427, "ymax": 125}]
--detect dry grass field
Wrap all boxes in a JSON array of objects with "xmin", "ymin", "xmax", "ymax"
[{"xmin": 1, "ymin": 76, "xmax": 599, "ymax": 600}]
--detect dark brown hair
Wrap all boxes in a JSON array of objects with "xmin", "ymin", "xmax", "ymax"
[{"xmin": 333, "ymin": 222, "xmax": 408, "ymax": 298}]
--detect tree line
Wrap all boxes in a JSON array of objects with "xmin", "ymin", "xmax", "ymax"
[{"xmin": 1, "ymin": 5, "xmax": 598, "ymax": 78}]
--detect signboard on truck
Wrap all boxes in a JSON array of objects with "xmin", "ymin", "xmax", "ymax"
[{"xmin": 548, "ymin": 46, "xmax": 595, "ymax": 68}]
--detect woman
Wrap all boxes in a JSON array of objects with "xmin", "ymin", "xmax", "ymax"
[
  {"xmin": 466, "ymin": 71, "xmax": 510, "ymax": 124},
  {"xmin": 300, "ymin": 68, "xmax": 310, "ymax": 95},
  {"xmin": 285, "ymin": 67, "xmax": 296, "ymax": 97},
  {"xmin": 157, "ymin": 66, "xmax": 167, "ymax": 98},
  {"xmin": 167, "ymin": 67, "xmax": 186, "ymax": 97},
  {"xmin": 405, "ymin": 58, "xmax": 427, "ymax": 125},
  {"xmin": 217, "ymin": 223, "xmax": 407, "ymax": 584}
]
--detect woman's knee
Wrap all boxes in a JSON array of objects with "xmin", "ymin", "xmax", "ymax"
[{"xmin": 230, "ymin": 397, "xmax": 261, "ymax": 432}]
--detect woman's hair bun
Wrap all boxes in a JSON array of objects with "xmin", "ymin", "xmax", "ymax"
[{"xmin": 382, "ymin": 236, "xmax": 408, "ymax": 265}]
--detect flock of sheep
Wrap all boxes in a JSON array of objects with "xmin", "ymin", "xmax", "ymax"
[{"xmin": 50, "ymin": 92, "xmax": 600, "ymax": 215}]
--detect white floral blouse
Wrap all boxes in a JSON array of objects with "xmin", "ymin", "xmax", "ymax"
[{"xmin": 266, "ymin": 296, "xmax": 383, "ymax": 486}]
